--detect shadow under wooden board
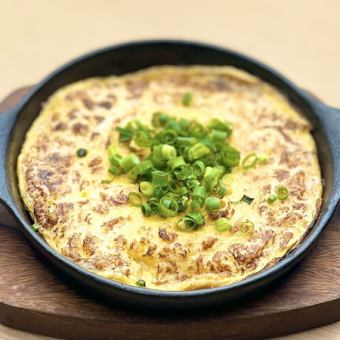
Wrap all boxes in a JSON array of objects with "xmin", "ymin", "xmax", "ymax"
[{"xmin": 1, "ymin": 88, "xmax": 340, "ymax": 340}]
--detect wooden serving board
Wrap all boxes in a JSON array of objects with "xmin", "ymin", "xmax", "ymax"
[{"xmin": 1, "ymin": 88, "xmax": 340, "ymax": 340}]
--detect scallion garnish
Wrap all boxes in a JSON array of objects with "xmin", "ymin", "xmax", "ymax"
[
  {"xmin": 276, "ymin": 186, "xmax": 289, "ymax": 201},
  {"xmin": 141, "ymin": 203, "xmax": 152, "ymax": 216},
  {"xmin": 139, "ymin": 182, "xmax": 154, "ymax": 197},
  {"xmin": 204, "ymin": 196, "xmax": 221, "ymax": 212},
  {"xmin": 188, "ymin": 143, "xmax": 210, "ymax": 161},
  {"xmin": 242, "ymin": 152, "xmax": 258, "ymax": 169},
  {"xmin": 152, "ymin": 171, "xmax": 169, "ymax": 187},
  {"xmin": 240, "ymin": 220, "xmax": 255, "ymax": 233},
  {"xmin": 136, "ymin": 279, "xmax": 146, "ymax": 287},
  {"xmin": 32, "ymin": 223, "xmax": 40, "ymax": 232},
  {"xmin": 240, "ymin": 195, "xmax": 254, "ymax": 205},
  {"xmin": 120, "ymin": 154, "xmax": 140, "ymax": 173},
  {"xmin": 107, "ymin": 112, "xmax": 245, "ymax": 229},
  {"xmin": 267, "ymin": 194, "xmax": 277, "ymax": 204},
  {"xmin": 215, "ymin": 218, "xmax": 232, "ymax": 232},
  {"xmin": 158, "ymin": 196, "xmax": 179, "ymax": 217},
  {"xmin": 177, "ymin": 211, "xmax": 205, "ymax": 231},
  {"xmin": 128, "ymin": 192, "xmax": 143, "ymax": 207},
  {"xmin": 182, "ymin": 92, "xmax": 192, "ymax": 106}
]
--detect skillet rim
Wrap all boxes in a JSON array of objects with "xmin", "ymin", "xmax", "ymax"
[{"xmin": 3, "ymin": 39, "xmax": 340, "ymax": 301}]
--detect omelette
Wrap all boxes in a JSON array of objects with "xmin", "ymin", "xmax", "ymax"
[{"xmin": 17, "ymin": 66, "xmax": 322, "ymax": 291}]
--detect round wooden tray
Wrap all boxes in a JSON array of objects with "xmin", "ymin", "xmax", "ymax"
[{"xmin": 1, "ymin": 88, "xmax": 340, "ymax": 339}]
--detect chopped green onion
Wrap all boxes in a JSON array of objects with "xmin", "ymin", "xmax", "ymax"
[
  {"xmin": 182, "ymin": 92, "xmax": 192, "ymax": 106},
  {"xmin": 153, "ymin": 186, "xmax": 169, "ymax": 198},
  {"xmin": 189, "ymin": 198, "xmax": 201, "ymax": 211},
  {"xmin": 108, "ymin": 145, "xmax": 117, "ymax": 158},
  {"xmin": 109, "ymin": 164, "xmax": 121, "ymax": 175},
  {"xmin": 221, "ymin": 145, "xmax": 240, "ymax": 168},
  {"xmin": 217, "ymin": 185, "xmax": 227, "ymax": 197},
  {"xmin": 193, "ymin": 160, "xmax": 206, "ymax": 177},
  {"xmin": 267, "ymin": 194, "xmax": 277, "ymax": 204},
  {"xmin": 188, "ymin": 143, "xmax": 210, "ymax": 161},
  {"xmin": 128, "ymin": 192, "xmax": 143, "ymax": 207},
  {"xmin": 161, "ymin": 144, "xmax": 177, "ymax": 160},
  {"xmin": 257, "ymin": 154, "xmax": 269, "ymax": 165},
  {"xmin": 141, "ymin": 203, "xmax": 152, "ymax": 216},
  {"xmin": 173, "ymin": 164, "xmax": 193, "ymax": 180},
  {"xmin": 240, "ymin": 220, "xmax": 255, "ymax": 233},
  {"xmin": 135, "ymin": 130, "xmax": 154, "ymax": 147},
  {"xmin": 152, "ymin": 171, "xmax": 168, "ymax": 187},
  {"xmin": 158, "ymin": 197, "xmax": 179, "ymax": 217},
  {"xmin": 158, "ymin": 129, "xmax": 177, "ymax": 145},
  {"xmin": 111, "ymin": 113, "xmax": 241, "ymax": 225},
  {"xmin": 241, "ymin": 195, "xmax": 254, "ymax": 205},
  {"xmin": 32, "ymin": 223, "xmax": 40, "ymax": 232},
  {"xmin": 176, "ymin": 136, "xmax": 197, "ymax": 146},
  {"xmin": 242, "ymin": 153, "xmax": 258, "ymax": 169},
  {"xmin": 116, "ymin": 126, "xmax": 133, "ymax": 142},
  {"xmin": 203, "ymin": 167, "xmax": 223, "ymax": 192},
  {"xmin": 168, "ymin": 156, "xmax": 186, "ymax": 170},
  {"xmin": 193, "ymin": 186, "xmax": 206, "ymax": 201},
  {"xmin": 136, "ymin": 279, "xmax": 146, "ymax": 287},
  {"xmin": 208, "ymin": 119, "xmax": 232, "ymax": 136},
  {"xmin": 139, "ymin": 182, "xmax": 154, "ymax": 197},
  {"xmin": 188, "ymin": 121, "xmax": 206, "ymax": 138},
  {"xmin": 215, "ymin": 218, "xmax": 232, "ymax": 232},
  {"xmin": 101, "ymin": 178, "xmax": 113, "ymax": 185},
  {"xmin": 152, "ymin": 112, "xmax": 171, "ymax": 127},
  {"xmin": 209, "ymin": 129, "xmax": 227, "ymax": 143},
  {"xmin": 138, "ymin": 160, "xmax": 154, "ymax": 174},
  {"xmin": 205, "ymin": 196, "xmax": 221, "ymax": 212},
  {"xmin": 276, "ymin": 186, "xmax": 289, "ymax": 201},
  {"xmin": 120, "ymin": 154, "xmax": 140, "ymax": 173},
  {"xmin": 147, "ymin": 197, "xmax": 159, "ymax": 214},
  {"xmin": 177, "ymin": 211, "xmax": 205, "ymax": 231},
  {"xmin": 76, "ymin": 148, "xmax": 88, "ymax": 158},
  {"xmin": 178, "ymin": 196, "xmax": 189, "ymax": 212}
]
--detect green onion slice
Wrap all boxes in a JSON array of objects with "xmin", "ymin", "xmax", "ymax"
[
  {"xmin": 215, "ymin": 218, "xmax": 232, "ymax": 232},
  {"xmin": 182, "ymin": 92, "xmax": 192, "ymax": 106},
  {"xmin": 152, "ymin": 171, "xmax": 168, "ymax": 187},
  {"xmin": 276, "ymin": 186, "xmax": 289, "ymax": 201},
  {"xmin": 240, "ymin": 220, "xmax": 255, "ymax": 233},
  {"xmin": 221, "ymin": 145, "xmax": 240, "ymax": 168},
  {"xmin": 136, "ymin": 279, "xmax": 146, "ymax": 287},
  {"xmin": 205, "ymin": 196, "xmax": 221, "ymax": 212},
  {"xmin": 128, "ymin": 192, "xmax": 143, "ymax": 207},
  {"xmin": 141, "ymin": 203, "xmax": 152, "ymax": 216},
  {"xmin": 177, "ymin": 211, "xmax": 205, "ymax": 231},
  {"xmin": 267, "ymin": 194, "xmax": 277, "ymax": 204},
  {"xmin": 188, "ymin": 143, "xmax": 210, "ymax": 161},
  {"xmin": 242, "ymin": 152, "xmax": 258, "ymax": 169},
  {"xmin": 32, "ymin": 223, "xmax": 40, "ymax": 232},
  {"xmin": 158, "ymin": 197, "xmax": 179, "ymax": 217},
  {"xmin": 241, "ymin": 195, "xmax": 254, "ymax": 205},
  {"xmin": 120, "ymin": 154, "xmax": 140, "ymax": 173},
  {"xmin": 139, "ymin": 182, "xmax": 154, "ymax": 197},
  {"xmin": 173, "ymin": 164, "xmax": 193, "ymax": 180}
]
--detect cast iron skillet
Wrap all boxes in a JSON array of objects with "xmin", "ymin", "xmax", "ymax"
[{"xmin": 0, "ymin": 40, "xmax": 339, "ymax": 309}]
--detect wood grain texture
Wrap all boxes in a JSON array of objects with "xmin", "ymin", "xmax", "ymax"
[{"xmin": 0, "ymin": 89, "xmax": 340, "ymax": 339}]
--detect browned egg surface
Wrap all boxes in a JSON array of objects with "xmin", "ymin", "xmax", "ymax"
[{"xmin": 17, "ymin": 66, "xmax": 322, "ymax": 290}]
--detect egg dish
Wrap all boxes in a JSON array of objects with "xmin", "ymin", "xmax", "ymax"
[{"xmin": 17, "ymin": 66, "xmax": 322, "ymax": 291}]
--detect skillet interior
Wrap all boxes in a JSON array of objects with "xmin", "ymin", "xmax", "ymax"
[{"xmin": 3, "ymin": 41, "xmax": 339, "ymax": 308}]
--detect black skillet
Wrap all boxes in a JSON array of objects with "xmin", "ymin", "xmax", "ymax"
[{"xmin": 0, "ymin": 40, "xmax": 339, "ymax": 309}]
